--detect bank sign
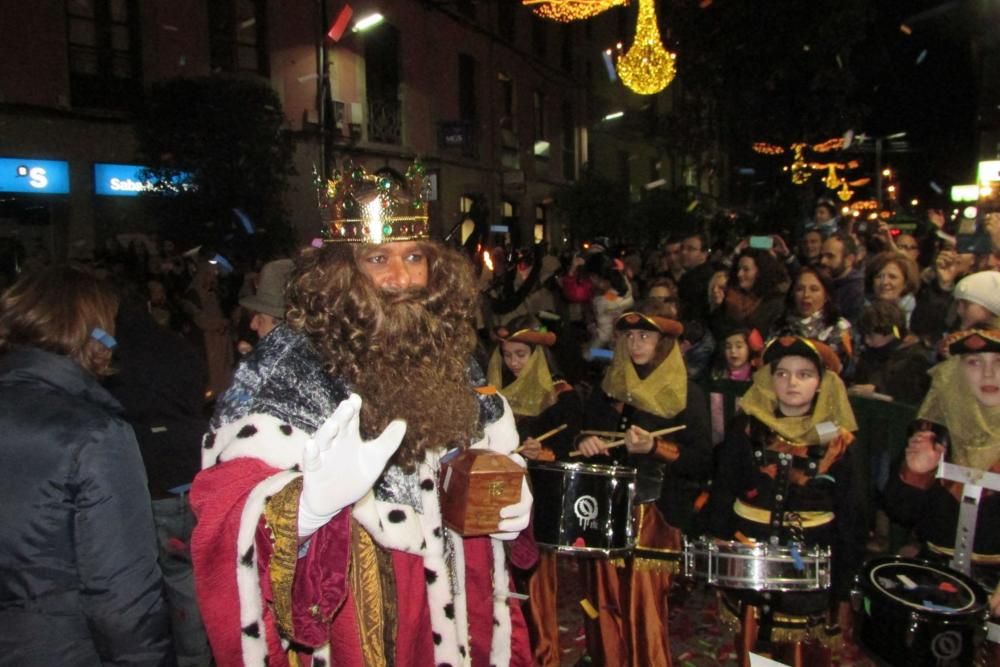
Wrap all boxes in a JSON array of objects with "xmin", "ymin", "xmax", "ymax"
[
  {"xmin": 93, "ymin": 163, "xmax": 194, "ymax": 197},
  {"xmin": 0, "ymin": 158, "xmax": 70, "ymax": 194}
]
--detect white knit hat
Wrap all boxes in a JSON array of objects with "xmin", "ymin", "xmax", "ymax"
[{"xmin": 954, "ymin": 271, "xmax": 1000, "ymax": 315}]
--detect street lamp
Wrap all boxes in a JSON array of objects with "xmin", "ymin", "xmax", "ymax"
[{"xmin": 353, "ymin": 13, "xmax": 384, "ymax": 32}]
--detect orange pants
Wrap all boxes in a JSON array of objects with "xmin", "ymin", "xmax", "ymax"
[
  {"xmin": 526, "ymin": 550, "xmax": 562, "ymax": 666},
  {"xmin": 586, "ymin": 503, "xmax": 680, "ymax": 667}
]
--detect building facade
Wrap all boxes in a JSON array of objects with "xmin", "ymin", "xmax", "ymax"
[{"xmin": 0, "ymin": 0, "xmax": 720, "ymax": 264}]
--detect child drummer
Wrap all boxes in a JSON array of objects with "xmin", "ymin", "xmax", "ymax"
[
  {"xmin": 885, "ymin": 329, "xmax": 1000, "ymax": 662},
  {"xmin": 488, "ymin": 315, "xmax": 583, "ymax": 666},
  {"xmin": 576, "ymin": 299, "xmax": 712, "ymax": 666},
  {"xmin": 705, "ymin": 336, "xmax": 865, "ymax": 667}
]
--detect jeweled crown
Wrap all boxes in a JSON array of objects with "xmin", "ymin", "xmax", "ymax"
[{"xmin": 319, "ymin": 160, "xmax": 431, "ymax": 243}]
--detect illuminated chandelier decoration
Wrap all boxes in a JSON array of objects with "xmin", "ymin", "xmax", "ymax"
[
  {"xmin": 752, "ymin": 138, "xmax": 869, "ymax": 196},
  {"xmin": 522, "ymin": 0, "xmax": 627, "ymax": 22},
  {"xmin": 616, "ymin": 0, "xmax": 676, "ymax": 95}
]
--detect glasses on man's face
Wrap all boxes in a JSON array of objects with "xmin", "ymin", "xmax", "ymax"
[{"xmin": 897, "ymin": 243, "xmax": 918, "ymax": 251}]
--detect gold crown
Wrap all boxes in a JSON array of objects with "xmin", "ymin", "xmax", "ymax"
[{"xmin": 319, "ymin": 160, "xmax": 431, "ymax": 243}]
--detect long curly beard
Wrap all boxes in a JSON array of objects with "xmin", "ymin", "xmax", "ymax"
[
  {"xmin": 285, "ymin": 242, "xmax": 481, "ymax": 473},
  {"xmin": 348, "ymin": 286, "xmax": 480, "ymax": 470}
]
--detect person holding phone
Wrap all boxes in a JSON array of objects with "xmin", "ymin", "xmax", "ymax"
[{"xmin": 713, "ymin": 248, "xmax": 788, "ymax": 340}]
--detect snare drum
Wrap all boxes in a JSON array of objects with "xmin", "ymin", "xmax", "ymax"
[
  {"xmin": 683, "ymin": 537, "xmax": 832, "ymax": 591},
  {"xmin": 527, "ymin": 461, "xmax": 636, "ymax": 556},
  {"xmin": 852, "ymin": 556, "xmax": 989, "ymax": 667}
]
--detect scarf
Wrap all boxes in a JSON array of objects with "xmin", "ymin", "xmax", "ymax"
[
  {"xmin": 738, "ymin": 365, "xmax": 857, "ymax": 445},
  {"xmin": 601, "ymin": 336, "xmax": 687, "ymax": 419},
  {"xmin": 486, "ymin": 346, "xmax": 557, "ymax": 418},
  {"xmin": 917, "ymin": 357, "xmax": 1000, "ymax": 471}
]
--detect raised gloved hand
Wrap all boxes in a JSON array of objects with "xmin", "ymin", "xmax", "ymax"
[
  {"xmin": 490, "ymin": 453, "xmax": 533, "ymax": 541},
  {"xmin": 298, "ymin": 393, "xmax": 406, "ymax": 537}
]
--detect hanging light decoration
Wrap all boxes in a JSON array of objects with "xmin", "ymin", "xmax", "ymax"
[
  {"xmin": 790, "ymin": 144, "xmax": 811, "ymax": 185},
  {"xmin": 616, "ymin": 0, "xmax": 676, "ymax": 95},
  {"xmin": 522, "ymin": 0, "xmax": 627, "ymax": 22}
]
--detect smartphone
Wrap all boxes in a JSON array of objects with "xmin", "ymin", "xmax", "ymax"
[
  {"xmin": 489, "ymin": 224, "xmax": 510, "ymax": 233},
  {"xmin": 589, "ymin": 347, "xmax": 614, "ymax": 361},
  {"xmin": 956, "ymin": 217, "xmax": 990, "ymax": 254},
  {"xmin": 749, "ymin": 235, "xmax": 773, "ymax": 250}
]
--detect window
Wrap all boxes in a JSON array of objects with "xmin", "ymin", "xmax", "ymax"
[
  {"xmin": 533, "ymin": 91, "xmax": 547, "ymax": 153},
  {"xmin": 208, "ymin": 0, "xmax": 269, "ymax": 76},
  {"xmin": 499, "ymin": 74, "xmax": 518, "ymax": 169},
  {"xmin": 458, "ymin": 53, "xmax": 477, "ymax": 121},
  {"xmin": 562, "ymin": 102, "xmax": 575, "ymax": 179},
  {"xmin": 531, "ymin": 18, "xmax": 547, "ymax": 58},
  {"xmin": 560, "ymin": 25, "xmax": 573, "ymax": 73},
  {"xmin": 619, "ymin": 150, "xmax": 631, "ymax": 187},
  {"xmin": 535, "ymin": 205, "xmax": 547, "ymax": 243},
  {"xmin": 66, "ymin": 0, "xmax": 141, "ymax": 109},
  {"xmin": 364, "ymin": 23, "xmax": 402, "ymax": 144},
  {"xmin": 498, "ymin": 1, "xmax": 516, "ymax": 42}
]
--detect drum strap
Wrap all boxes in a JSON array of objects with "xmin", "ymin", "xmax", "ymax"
[
  {"xmin": 936, "ymin": 461, "xmax": 1000, "ymax": 575},
  {"xmin": 768, "ymin": 451, "xmax": 794, "ymax": 544}
]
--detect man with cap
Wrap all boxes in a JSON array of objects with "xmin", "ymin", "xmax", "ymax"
[
  {"xmin": 240, "ymin": 259, "xmax": 294, "ymax": 342},
  {"xmin": 576, "ymin": 299, "xmax": 711, "ymax": 666},
  {"xmin": 190, "ymin": 161, "xmax": 535, "ymax": 667}
]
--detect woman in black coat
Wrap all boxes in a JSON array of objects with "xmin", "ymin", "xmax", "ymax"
[{"xmin": 0, "ymin": 266, "xmax": 172, "ymax": 667}]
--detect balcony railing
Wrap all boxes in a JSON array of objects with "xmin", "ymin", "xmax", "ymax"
[{"xmin": 367, "ymin": 97, "xmax": 402, "ymax": 145}]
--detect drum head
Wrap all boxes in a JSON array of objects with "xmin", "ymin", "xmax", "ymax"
[
  {"xmin": 866, "ymin": 558, "xmax": 984, "ymax": 615},
  {"xmin": 527, "ymin": 460, "xmax": 637, "ymax": 479}
]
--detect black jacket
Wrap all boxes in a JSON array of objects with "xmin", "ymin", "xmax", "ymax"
[
  {"xmin": 583, "ymin": 378, "xmax": 711, "ymax": 533},
  {"xmin": 0, "ymin": 346, "xmax": 172, "ymax": 666},
  {"xmin": 107, "ymin": 300, "xmax": 208, "ymax": 497},
  {"xmin": 706, "ymin": 414, "xmax": 866, "ymax": 601}
]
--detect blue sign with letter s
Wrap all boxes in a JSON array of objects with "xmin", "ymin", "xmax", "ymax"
[{"xmin": 0, "ymin": 158, "xmax": 70, "ymax": 194}]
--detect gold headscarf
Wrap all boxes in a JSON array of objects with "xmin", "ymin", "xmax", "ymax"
[
  {"xmin": 917, "ymin": 356, "xmax": 1000, "ymax": 471},
  {"xmin": 487, "ymin": 345, "xmax": 557, "ymax": 417},
  {"xmin": 601, "ymin": 335, "xmax": 687, "ymax": 419},
  {"xmin": 738, "ymin": 365, "xmax": 857, "ymax": 445}
]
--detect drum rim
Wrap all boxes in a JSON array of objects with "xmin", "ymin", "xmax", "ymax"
[
  {"xmin": 862, "ymin": 556, "xmax": 988, "ymax": 615},
  {"xmin": 537, "ymin": 542, "xmax": 636, "ymax": 557},
  {"xmin": 686, "ymin": 536, "xmax": 832, "ymax": 558},
  {"xmin": 527, "ymin": 460, "xmax": 637, "ymax": 478}
]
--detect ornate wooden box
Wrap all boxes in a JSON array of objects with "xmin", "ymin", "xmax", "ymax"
[{"xmin": 438, "ymin": 448, "xmax": 524, "ymax": 536}]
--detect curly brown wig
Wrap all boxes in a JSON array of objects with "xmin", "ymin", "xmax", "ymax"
[{"xmin": 286, "ymin": 241, "xmax": 481, "ymax": 471}]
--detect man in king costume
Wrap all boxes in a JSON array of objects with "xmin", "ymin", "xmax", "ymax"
[{"xmin": 190, "ymin": 162, "xmax": 536, "ymax": 667}]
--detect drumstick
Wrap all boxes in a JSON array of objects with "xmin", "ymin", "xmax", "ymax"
[
  {"xmin": 568, "ymin": 425, "xmax": 686, "ymax": 457},
  {"xmin": 513, "ymin": 424, "xmax": 568, "ymax": 453}
]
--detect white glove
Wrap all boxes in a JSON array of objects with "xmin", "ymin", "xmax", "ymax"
[
  {"xmin": 298, "ymin": 394, "xmax": 406, "ymax": 537},
  {"xmin": 490, "ymin": 453, "xmax": 533, "ymax": 541}
]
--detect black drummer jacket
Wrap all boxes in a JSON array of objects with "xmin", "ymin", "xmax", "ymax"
[
  {"xmin": 885, "ymin": 444, "xmax": 1000, "ymax": 561},
  {"xmin": 582, "ymin": 378, "xmax": 711, "ymax": 534},
  {"xmin": 511, "ymin": 382, "xmax": 584, "ymax": 461},
  {"xmin": 705, "ymin": 414, "xmax": 867, "ymax": 602}
]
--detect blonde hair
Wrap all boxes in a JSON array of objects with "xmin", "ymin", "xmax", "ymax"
[{"xmin": 0, "ymin": 265, "xmax": 119, "ymax": 375}]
